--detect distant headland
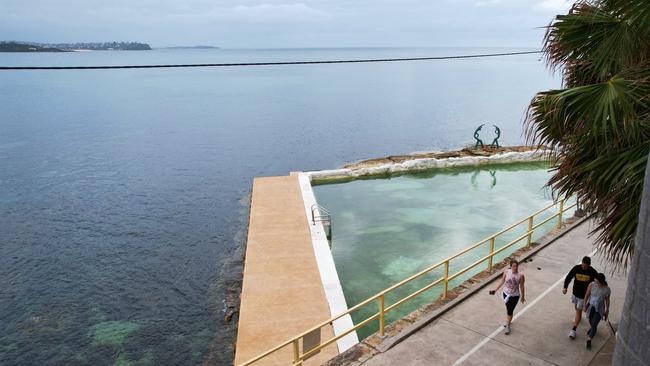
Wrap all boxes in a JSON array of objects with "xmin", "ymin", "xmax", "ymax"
[
  {"xmin": 0, "ymin": 41, "xmax": 152, "ymax": 52},
  {"xmin": 159, "ymin": 45, "xmax": 220, "ymax": 49}
]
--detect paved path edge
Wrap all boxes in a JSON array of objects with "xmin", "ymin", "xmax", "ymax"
[{"xmin": 375, "ymin": 214, "xmax": 593, "ymax": 353}]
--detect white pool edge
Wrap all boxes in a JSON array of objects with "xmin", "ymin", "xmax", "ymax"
[{"xmin": 297, "ymin": 173, "xmax": 359, "ymax": 353}]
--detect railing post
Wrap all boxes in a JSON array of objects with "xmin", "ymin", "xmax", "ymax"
[
  {"xmin": 527, "ymin": 216, "xmax": 533, "ymax": 246},
  {"xmin": 557, "ymin": 200, "xmax": 564, "ymax": 229},
  {"xmin": 378, "ymin": 294, "xmax": 385, "ymax": 337},
  {"xmin": 292, "ymin": 339, "xmax": 301, "ymax": 366},
  {"xmin": 487, "ymin": 237, "xmax": 495, "ymax": 272},
  {"xmin": 443, "ymin": 260, "xmax": 449, "ymax": 298}
]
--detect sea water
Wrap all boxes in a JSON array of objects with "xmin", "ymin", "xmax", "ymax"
[{"xmin": 0, "ymin": 48, "xmax": 558, "ymax": 365}]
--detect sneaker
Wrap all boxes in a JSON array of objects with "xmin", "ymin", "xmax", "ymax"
[
  {"xmin": 505, "ymin": 325, "xmax": 511, "ymax": 335},
  {"xmin": 586, "ymin": 340, "xmax": 592, "ymax": 349},
  {"xmin": 569, "ymin": 329, "xmax": 576, "ymax": 339}
]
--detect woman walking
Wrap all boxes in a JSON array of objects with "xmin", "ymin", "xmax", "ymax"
[
  {"xmin": 490, "ymin": 258, "xmax": 526, "ymax": 335},
  {"xmin": 583, "ymin": 273, "xmax": 611, "ymax": 349}
]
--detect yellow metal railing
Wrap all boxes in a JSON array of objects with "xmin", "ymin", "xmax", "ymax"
[{"xmin": 238, "ymin": 199, "xmax": 576, "ymax": 366}]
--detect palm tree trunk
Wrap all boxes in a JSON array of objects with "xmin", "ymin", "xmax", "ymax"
[{"xmin": 613, "ymin": 152, "xmax": 650, "ymax": 365}]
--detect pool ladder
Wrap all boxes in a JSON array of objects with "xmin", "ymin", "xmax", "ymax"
[{"xmin": 310, "ymin": 204, "xmax": 332, "ymax": 243}]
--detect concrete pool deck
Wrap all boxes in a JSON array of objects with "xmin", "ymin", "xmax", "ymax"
[
  {"xmin": 234, "ymin": 176, "xmax": 344, "ymax": 366},
  {"xmin": 328, "ymin": 220, "xmax": 627, "ymax": 366}
]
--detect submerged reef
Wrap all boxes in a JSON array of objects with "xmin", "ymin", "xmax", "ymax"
[{"xmin": 89, "ymin": 321, "xmax": 140, "ymax": 347}]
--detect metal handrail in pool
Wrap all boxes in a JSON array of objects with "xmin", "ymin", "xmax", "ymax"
[
  {"xmin": 310, "ymin": 203, "xmax": 331, "ymax": 225},
  {"xmin": 238, "ymin": 199, "xmax": 575, "ymax": 366}
]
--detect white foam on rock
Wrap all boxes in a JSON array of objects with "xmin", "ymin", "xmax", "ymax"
[{"xmin": 306, "ymin": 150, "xmax": 547, "ymax": 182}]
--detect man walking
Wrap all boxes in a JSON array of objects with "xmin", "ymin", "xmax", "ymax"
[{"xmin": 563, "ymin": 256, "xmax": 598, "ymax": 339}]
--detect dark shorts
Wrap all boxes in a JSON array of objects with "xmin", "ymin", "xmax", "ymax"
[{"xmin": 503, "ymin": 293, "xmax": 520, "ymax": 316}]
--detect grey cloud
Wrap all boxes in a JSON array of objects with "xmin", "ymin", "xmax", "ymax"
[{"xmin": 0, "ymin": 0, "xmax": 570, "ymax": 47}]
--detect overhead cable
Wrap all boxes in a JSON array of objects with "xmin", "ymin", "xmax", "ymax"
[{"xmin": 0, "ymin": 50, "xmax": 541, "ymax": 70}]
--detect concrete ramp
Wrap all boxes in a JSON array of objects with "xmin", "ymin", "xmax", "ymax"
[{"xmin": 234, "ymin": 176, "xmax": 338, "ymax": 366}]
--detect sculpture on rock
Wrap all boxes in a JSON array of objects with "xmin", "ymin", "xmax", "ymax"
[
  {"xmin": 474, "ymin": 124, "xmax": 485, "ymax": 149},
  {"xmin": 474, "ymin": 124, "xmax": 501, "ymax": 149},
  {"xmin": 491, "ymin": 125, "xmax": 501, "ymax": 148}
]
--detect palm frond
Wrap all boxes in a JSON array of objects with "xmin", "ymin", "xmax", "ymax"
[
  {"xmin": 543, "ymin": 1, "xmax": 648, "ymax": 86},
  {"xmin": 527, "ymin": 0, "xmax": 650, "ymax": 267}
]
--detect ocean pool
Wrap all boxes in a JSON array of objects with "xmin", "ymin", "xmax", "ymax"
[{"xmin": 313, "ymin": 162, "xmax": 573, "ymax": 338}]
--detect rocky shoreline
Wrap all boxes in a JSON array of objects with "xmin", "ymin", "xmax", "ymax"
[{"xmin": 307, "ymin": 146, "xmax": 550, "ymax": 184}]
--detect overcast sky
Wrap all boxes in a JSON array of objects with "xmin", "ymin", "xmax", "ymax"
[{"xmin": 0, "ymin": 0, "xmax": 573, "ymax": 48}]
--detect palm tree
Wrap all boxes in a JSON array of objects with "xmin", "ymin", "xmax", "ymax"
[
  {"xmin": 526, "ymin": 0, "xmax": 650, "ymax": 266},
  {"xmin": 527, "ymin": 1, "xmax": 650, "ymax": 363}
]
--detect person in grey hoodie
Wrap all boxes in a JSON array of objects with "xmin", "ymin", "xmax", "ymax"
[{"xmin": 582, "ymin": 273, "xmax": 611, "ymax": 350}]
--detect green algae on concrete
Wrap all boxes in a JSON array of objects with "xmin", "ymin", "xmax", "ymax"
[
  {"xmin": 89, "ymin": 321, "xmax": 140, "ymax": 348},
  {"xmin": 313, "ymin": 162, "xmax": 573, "ymax": 339}
]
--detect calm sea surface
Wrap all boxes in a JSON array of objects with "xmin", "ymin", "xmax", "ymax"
[{"xmin": 0, "ymin": 48, "xmax": 559, "ymax": 365}]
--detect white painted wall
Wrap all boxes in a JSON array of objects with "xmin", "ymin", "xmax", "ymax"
[{"xmin": 297, "ymin": 173, "xmax": 359, "ymax": 353}]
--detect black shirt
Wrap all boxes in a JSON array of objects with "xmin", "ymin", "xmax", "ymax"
[{"xmin": 563, "ymin": 264, "xmax": 598, "ymax": 298}]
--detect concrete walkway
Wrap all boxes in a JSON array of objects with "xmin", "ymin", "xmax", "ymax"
[
  {"xmin": 234, "ymin": 176, "xmax": 337, "ymax": 366},
  {"xmin": 361, "ymin": 220, "xmax": 627, "ymax": 366}
]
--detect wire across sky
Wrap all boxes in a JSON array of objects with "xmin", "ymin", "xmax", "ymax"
[{"xmin": 0, "ymin": 50, "xmax": 541, "ymax": 70}]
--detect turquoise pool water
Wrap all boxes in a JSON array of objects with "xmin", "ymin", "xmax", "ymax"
[{"xmin": 313, "ymin": 163, "xmax": 572, "ymax": 338}]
